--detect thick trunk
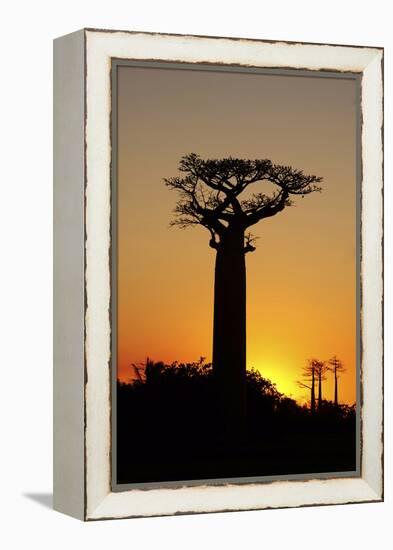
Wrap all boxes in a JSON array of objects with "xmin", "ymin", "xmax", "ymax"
[
  {"xmin": 212, "ymin": 229, "xmax": 246, "ymax": 435},
  {"xmin": 334, "ymin": 369, "xmax": 338, "ymax": 406}
]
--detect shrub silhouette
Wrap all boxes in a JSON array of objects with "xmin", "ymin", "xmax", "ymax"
[{"xmin": 117, "ymin": 360, "xmax": 356, "ymax": 484}]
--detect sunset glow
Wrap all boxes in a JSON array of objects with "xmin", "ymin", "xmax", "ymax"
[{"xmin": 116, "ymin": 65, "xmax": 357, "ymax": 406}]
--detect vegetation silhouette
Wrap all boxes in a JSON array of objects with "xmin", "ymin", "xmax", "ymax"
[
  {"xmin": 165, "ymin": 154, "xmax": 322, "ymax": 432},
  {"xmin": 117, "ymin": 359, "xmax": 356, "ymax": 484},
  {"xmin": 297, "ymin": 359, "xmax": 319, "ymax": 414},
  {"xmin": 329, "ymin": 355, "xmax": 346, "ymax": 406},
  {"xmin": 314, "ymin": 360, "xmax": 330, "ymax": 411},
  {"xmin": 298, "ymin": 357, "xmax": 347, "ymax": 412}
]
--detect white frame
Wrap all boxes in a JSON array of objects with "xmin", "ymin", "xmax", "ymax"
[{"xmin": 53, "ymin": 28, "xmax": 383, "ymax": 521}]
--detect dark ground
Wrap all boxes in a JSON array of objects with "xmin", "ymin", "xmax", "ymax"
[{"xmin": 116, "ymin": 361, "xmax": 357, "ymax": 484}]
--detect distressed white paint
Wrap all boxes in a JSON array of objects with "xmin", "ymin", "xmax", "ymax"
[
  {"xmin": 360, "ymin": 52, "xmax": 384, "ymax": 497},
  {"xmin": 84, "ymin": 29, "xmax": 383, "ymax": 520}
]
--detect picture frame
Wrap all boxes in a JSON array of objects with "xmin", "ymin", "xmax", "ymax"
[{"xmin": 53, "ymin": 28, "xmax": 383, "ymax": 520}]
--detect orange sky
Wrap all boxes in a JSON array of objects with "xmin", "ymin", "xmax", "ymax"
[{"xmin": 115, "ymin": 64, "xmax": 358, "ymax": 405}]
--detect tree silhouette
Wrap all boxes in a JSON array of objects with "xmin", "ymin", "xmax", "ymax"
[
  {"xmin": 329, "ymin": 355, "xmax": 346, "ymax": 406},
  {"xmin": 313, "ymin": 360, "xmax": 329, "ymax": 411},
  {"xmin": 297, "ymin": 358, "xmax": 319, "ymax": 414},
  {"xmin": 165, "ymin": 153, "xmax": 322, "ymax": 432}
]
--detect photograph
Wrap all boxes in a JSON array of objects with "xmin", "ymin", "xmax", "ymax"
[{"xmin": 112, "ymin": 61, "xmax": 359, "ymax": 486}]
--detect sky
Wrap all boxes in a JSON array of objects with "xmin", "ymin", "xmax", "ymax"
[{"xmin": 116, "ymin": 64, "xmax": 358, "ymax": 405}]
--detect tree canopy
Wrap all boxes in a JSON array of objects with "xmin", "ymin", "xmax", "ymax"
[{"xmin": 164, "ymin": 153, "xmax": 323, "ymax": 252}]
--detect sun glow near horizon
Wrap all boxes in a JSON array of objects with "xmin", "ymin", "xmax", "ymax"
[
  {"xmin": 118, "ymin": 350, "xmax": 355, "ymax": 406},
  {"xmin": 116, "ymin": 65, "xmax": 357, "ymax": 409}
]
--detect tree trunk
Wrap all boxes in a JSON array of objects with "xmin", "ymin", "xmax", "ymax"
[
  {"xmin": 334, "ymin": 368, "xmax": 338, "ymax": 406},
  {"xmin": 212, "ymin": 229, "xmax": 246, "ymax": 436},
  {"xmin": 311, "ymin": 368, "xmax": 316, "ymax": 414},
  {"xmin": 318, "ymin": 371, "xmax": 322, "ymax": 411}
]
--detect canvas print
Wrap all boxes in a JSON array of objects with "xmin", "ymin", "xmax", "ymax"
[{"xmin": 113, "ymin": 62, "xmax": 359, "ymax": 486}]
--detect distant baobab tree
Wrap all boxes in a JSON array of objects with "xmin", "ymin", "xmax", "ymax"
[
  {"xmin": 329, "ymin": 355, "xmax": 346, "ymax": 406},
  {"xmin": 297, "ymin": 358, "xmax": 327, "ymax": 414},
  {"xmin": 314, "ymin": 360, "xmax": 329, "ymax": 411},
  {"xmin": 297, "ymin": 358, "xmax": 319, "ymax": 414},
  {"xmin": 165, "ymin": 153, "xmax": 322, "ymax": 431}
]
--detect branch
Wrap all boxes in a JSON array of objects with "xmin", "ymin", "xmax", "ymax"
[
  {"xmin": 244, "ymin": 233, "xmax": 258, "ymax": 254},
  {"xmin": 164, "ymin": 153, "xmax": 323, "ymax": 242},
  {"xmin": 165, "ymin": 173, "xmax": 227, "ymax": 235},
  {"xmin": 328, "ymin": 355, "xmax": 346, "ymax": 373},
  {"xmin": 266, "ymin": 163, "xmax": 322, "ymax": 195},
  {"xmin": 297, "ymin": 380, "xmax": 312, "ymax": 390},
  {"xmin": 245, "ymin": 190, "xmax": 291, "ymax": 227}
]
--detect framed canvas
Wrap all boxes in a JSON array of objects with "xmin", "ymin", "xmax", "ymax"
[{"xmin": 53, "ymin": 28, "xmax": 383, "ymax": 521}]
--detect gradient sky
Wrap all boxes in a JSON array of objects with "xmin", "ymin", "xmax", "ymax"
[{"xmin": 116, "ymin": 64, "xmax": 358, "ymax": 405}]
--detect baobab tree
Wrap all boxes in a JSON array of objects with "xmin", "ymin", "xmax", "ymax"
[
  {"xmin": 329, "ymin": 355, "xmax": 346, "ymax": 406},
  {"xmin": 297, "ymin": 359, "xmax": 319, "ymax": 414},
  {"xmin": 165, "ymin": 153, "xmax": 322, "ymax": 431},
  {"xmin": 314, "ymin": 360, "xmax": 329, "ymax": 411}
]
